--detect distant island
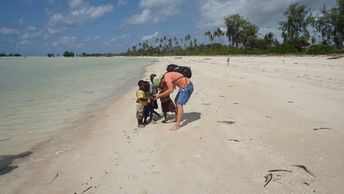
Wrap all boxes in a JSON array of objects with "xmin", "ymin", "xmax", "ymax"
[
  {"xmin": 0, "ymin": 53, "xmax": 22, "ymax": 57},
  {"xmin": 46, "ymin": 51, "xmax": 123, "ymax": 57}
]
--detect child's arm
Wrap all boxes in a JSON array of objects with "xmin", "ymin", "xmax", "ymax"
[{"xmin": 137, "ymin": 97, "xmax": 148, "ymax": 102}]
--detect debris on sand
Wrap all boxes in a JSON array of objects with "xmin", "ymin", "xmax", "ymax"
[
  {"xmin": 227, "ymin": 139, "xmax": 239, "ymax": 142},
  {"xmin": 81, "ymin": 186, "xmax": 93, "ymax": 193},
  {"xmin": 292, "ymin": 164, "xmax": 315, "ymax": 177},
  {"xmin": 217, "ymin": 120, "xmax": 235, "ymax": 125},
  {"xmin": 48, "ymin": 172, "xmax": 59, "ymax": 183},
  {"xmin": 267, "ymin": 169, "xmax": 292, "ymax": 173},
  {"xmin": 313, "ymin": 127, "xmax": 331, "ymax": 131},
  {"xmin": 264, "ymin": 173, "xmax": 273, "ymax": 187}
]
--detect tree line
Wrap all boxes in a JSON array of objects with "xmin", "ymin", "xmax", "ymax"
[
  {"xmin": 47, "ymin": 51, "xmax": 123, "ymax": 57},
  {"xmin": 0, "ymin": 52, "xmax": 22, "ymax": 57},
  {"xmin": 126, "ymin": 1, "xmax": 344, "ymax": 56}
]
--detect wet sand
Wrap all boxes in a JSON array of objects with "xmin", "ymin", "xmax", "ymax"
[{"xmin": 0, "ymin": 56, "xmax": 343, "ymax": 193}]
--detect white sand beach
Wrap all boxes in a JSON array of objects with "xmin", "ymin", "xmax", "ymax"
[{"xmin": 0, "ymin": 56, "xmax": 344, "ymax": 193}]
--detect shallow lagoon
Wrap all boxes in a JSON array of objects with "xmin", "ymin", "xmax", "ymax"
[{"xmin": 0, "ymin": 57, "xmax": 153, "ymax": 155}]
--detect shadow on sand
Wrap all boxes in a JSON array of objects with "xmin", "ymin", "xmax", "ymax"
[
  {"xmin": 0, "ymin": 151, "xmax": 33, "ymax": 175},
  {"xmin": 181, "ymin": 112, "xmax": 201, "ymax": 127}
]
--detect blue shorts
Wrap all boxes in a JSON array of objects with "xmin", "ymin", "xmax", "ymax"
[{"xmin": 175, "ymin": 82, "xmax": 194, "ymax": 105}]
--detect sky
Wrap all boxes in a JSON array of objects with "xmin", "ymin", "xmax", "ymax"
[{"xmin": 0, "ymin": 0, "xmax": 338, "ymax": 56}]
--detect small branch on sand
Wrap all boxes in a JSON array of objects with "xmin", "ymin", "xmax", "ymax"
[
  {"xmin": 81, "ymin": 186, "xmax": 93, "ymax": 193},
  {"xmin": 292, "ymin": 165, "xmax": 315, "ymax": 177},
  {"xmin": 264, "ymin": 173, "xmax": 273, "ymax": 187},
  {"xmin": 313, "ymin": 127, "xmax": 331, "ymax": 131},
  {"xmin": 48, "ymin": 172, "xmax": 59, "ymax": 183},
  {"xmin": 227, "ymin": 139, "xmax": 239, "ymax": 142},
  {"xmin": 267, "ymin": 169, "xmax": 292, "ymax": 173},
  {"xmin": 217, "ymin": 120, "xmax": 235, "ymax": 125}
]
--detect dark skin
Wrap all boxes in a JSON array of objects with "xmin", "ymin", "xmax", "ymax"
[
  {"xmin": 147, "ymin": 75, "xmax": 161, "ymax": 122},
  {"xmin": 137, "ymin": 81, "xmax": 148, "ymax": 126}
]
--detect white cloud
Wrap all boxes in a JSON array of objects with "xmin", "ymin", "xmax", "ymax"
[
  {"xmin": 61, "ymin": 36, "xmax": 76, "ymax": 43},
  {"xmin": 18, "ymin": 30, "xmax": 43, "ymax": 40},
  {"xmin": 127, "ymin": 9, "xmax": 155, "ymax": 25},
  {"xmin": 142, "ymin": 31, "xmax": 159, "ymax": 41},
  {"xmin": 85, "ymin": 35, "xmax": 102, "ymax": 42},
  {"xmin": 69, "ymin": 0, "xmax": 85, "ymax": 9},
  {"xmin": 47, "ymin": 27, "xmax": 60, "ymax": 34},
  {"xmin": 197, "ymin": 0, "xmax": 337, "ymax": 29},
  {"xmin": 17, "ymin": 39, "xmax": 29, "ymax": 47},
  {"xmin": 49, "ymin": 1, "xmax": 113, "ymax": 27},
  {"xmin": 94, "ymin": 35, "xmax": 101, "ymax": 40},
  {"xmin": 127, "ymin": 0, "xmax": 183, "ymax": 25},
  {"xmin": 27, "ymin": 26, "xmax": 37, "ymax": 31},
  {"xmin": 117, "ymin": 0, "xmax": 128, "ymax": 6},
  {"xmin": 110, "ymin": 34, "xmax": 130, "ymax": 42},
  {"xmin": 0, "ymin": 27, "xmax": 18, "ymax": 35}
]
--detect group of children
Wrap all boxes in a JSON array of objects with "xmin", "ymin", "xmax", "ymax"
[{"xmin": 136, "ymin": 74, "xmax": 176, "ymax": 127}]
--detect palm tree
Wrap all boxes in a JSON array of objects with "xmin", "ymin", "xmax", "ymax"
[
  {"xmin": 204, "ymin": 31, "xmax": 213, "ymax": 44},
  {"xmin": 216, "ymin": 28, "xmax": 225, "ymax": 44}
]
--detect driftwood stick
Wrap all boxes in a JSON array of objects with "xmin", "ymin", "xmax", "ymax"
[
  {"xmin": 292, "ymin": 165, "xmax": 315, "ymax": 176},
  {"xmin": 264, "ymin": 173, "xmax": 273, "ymax": 187}
]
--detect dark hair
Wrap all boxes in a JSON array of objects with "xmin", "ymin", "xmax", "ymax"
[
  {"xmin": 166, "ymin": 64, "xmax": 178, "ymax": 72},
  {"xmin": 143, "ymin": 81, "xmax": 150, "ymax": 91},
  {"xmin": 150, "ymin": 74, "xmax": 156, "ymax": 82},
  {"xmin": 138, "ymin": 80, "xmax": 146, "ymax": 90}
]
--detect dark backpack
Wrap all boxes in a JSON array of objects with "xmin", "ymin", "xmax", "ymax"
[{"xmin": 166, "ymin": 64, "xmax": 192, "ymax": 78}]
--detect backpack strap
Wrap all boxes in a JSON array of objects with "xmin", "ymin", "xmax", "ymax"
[{"xmin": 164, "ymin": 72, "xmax": 187, "ymax": 87}]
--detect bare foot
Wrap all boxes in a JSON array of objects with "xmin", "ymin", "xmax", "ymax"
[{"xmin": 169, "ymin": 124, "xmax": 180, "ymax": 131}]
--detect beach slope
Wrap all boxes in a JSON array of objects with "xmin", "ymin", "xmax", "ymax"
[{"xmin": 0, "ymin": 56, "xmax": 344, "ymax": 194}]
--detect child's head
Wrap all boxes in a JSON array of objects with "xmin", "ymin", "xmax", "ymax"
[
  {"xmin": 150, "ymin": 74, "xmax": 156, "ymax": 82},
  {"xmin": 153, "ymin": 74, "xmax": 163, "ymax": 87},
  {"xmin": 143, "ymin": 81, "xmax": 150, "ymax": 91},
  {"xmin": 138, "ymin": 80, "xmax": 146, "ymax": 90}
]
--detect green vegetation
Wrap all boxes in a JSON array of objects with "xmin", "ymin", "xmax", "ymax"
[
  {"xmin": 0, "ymin": 52, "xmax": 22, "ymax": 57},
  {"xmin": 125, "ymin": 1, "xmax": 344, "ymax": 56},
  {"xmin": 63, "ymin": 51, "xmax": 75, "ymax": 57},
  {"xmin": 81, "ymin": 52, "xmax": 121, "ymax": 57},
  {"xmin": 47, "ymin": 53, "xmax": 55, "ymax": 57}
]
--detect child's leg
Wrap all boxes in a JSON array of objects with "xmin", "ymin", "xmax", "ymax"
[
  {"xmin": 136, "ymin": 105, "xmax": 145, "ymax": 127},
  {"xmin": 162, "ymin": 112, "xmax": 167, "ymax": 123},
  {"xmin": 143, "ymin": 106, "xmax": 149, "ymax": 124},
  {"xmin": 138, "ymin": 118, "xmax": 143, "ymax": 125},
  {"xmin": 148, "ymin": 111, "xmax": 153, "ymax": 123}
]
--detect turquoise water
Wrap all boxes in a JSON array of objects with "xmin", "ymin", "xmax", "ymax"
[{"xmin": 0, "ymin": 57, "xmax": 153, "ymax": 155}]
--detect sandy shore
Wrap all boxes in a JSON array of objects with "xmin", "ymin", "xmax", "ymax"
[{"xmin": 0, "ymin": 56, "xmax": 344, "ymax": 193}]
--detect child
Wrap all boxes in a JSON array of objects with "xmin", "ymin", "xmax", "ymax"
[
  {"xmin": 147, "ymin": 74, "xmax": 161, "ymax": 122},
  {"xmin": 158, "ymin": 78, "xmax": 176, "ymax": 122},
  {"xmin": 142, "ymin": 81, "xmax": 151, "ymax": 124},
  {"xmin": 136, "ymin": 80, "xmax": 148, "ymax": 127}
]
